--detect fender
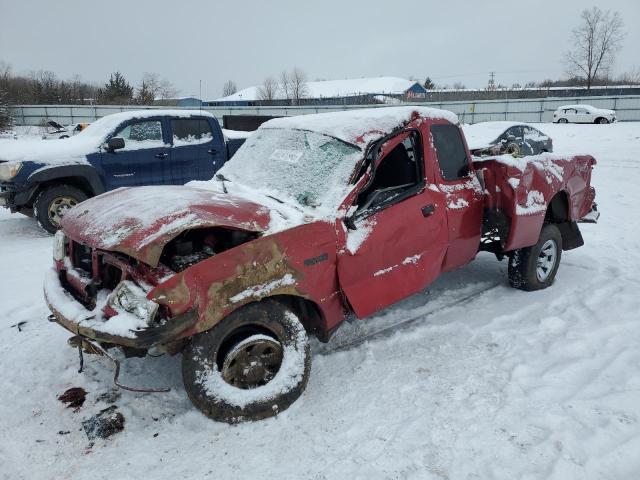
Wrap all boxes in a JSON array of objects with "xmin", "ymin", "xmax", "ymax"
[{"xmin": 27, "ymin": 164, "xmax": 106, "ymax": 199}]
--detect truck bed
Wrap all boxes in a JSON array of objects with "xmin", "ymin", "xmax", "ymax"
[{"xmin": 474, "ymin": 153, "xmax": 597, "ymax": 251}]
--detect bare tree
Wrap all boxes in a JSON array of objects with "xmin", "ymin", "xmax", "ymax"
[
  {"xmin": 222, "ymin": 80, "xmax": 237, "ymax": 97},
  {"xmin": 139, "ymin": 72, "xmax": 179, "ymax": 102},
  {"xmin": 290, "ymin": 68, "xmax": 308, "ymax": 105},
  {"xmin": 257, "ymin": 77, "xmax": 278, "ymax": 103},
  {"xmin": 565, "ymin": 7, "xmax": 625, "ymax": 89},
  {"xmin": 0, "ymin": 87, "xmax": 11, "ymax": 132},
  {"xmin": 279, "ymin": 70, "xmax": 292, "ymax": 103}
]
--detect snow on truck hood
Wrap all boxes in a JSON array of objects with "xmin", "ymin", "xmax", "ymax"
[
  {"xmin": 262, "ymin": 106, "xmax": 458, "ymax": 147},
  {"xmin": 0, "ymin": 109, "xmax": 215, "ymax": 164},
  {"xmin": 60, "ymin": 185, "xmax": 273, "ymax": 267}
]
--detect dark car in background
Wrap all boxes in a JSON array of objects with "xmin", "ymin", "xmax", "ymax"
[
  {"xmin": 462, "ymin": 121, "xmax": 553, "ymax": 157},
  {"xmin": 0, "ymin": 110, "xmax": 249, "ymax": 233}
]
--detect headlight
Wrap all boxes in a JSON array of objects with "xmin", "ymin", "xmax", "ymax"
[
  {"xmin": 0, "ymin": 162, "xmax": 22, "ymax": 181},
  {"xmin": 107, "ymin": 280, "xmax": 159, "ymax": 324},
  {"xmin": 53, "ymin": 230, "xmax": 66, "ymax": 261}
]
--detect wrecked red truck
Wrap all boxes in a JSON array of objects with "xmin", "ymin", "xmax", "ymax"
[{"xmin": 44, "ymin": 107, "xmax": 598, "ymax": 422}]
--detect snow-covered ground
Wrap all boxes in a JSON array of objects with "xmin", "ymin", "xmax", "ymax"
[{"xmin": 1, "ymin": 122, "xmax": 640, "ymax": 480}]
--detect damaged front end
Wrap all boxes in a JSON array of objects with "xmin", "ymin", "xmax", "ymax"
[{"xmin": 45, "ymin": 226, "xmax": 260, "ymax": 357}]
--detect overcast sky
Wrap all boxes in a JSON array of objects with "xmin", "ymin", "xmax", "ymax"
[{"xmin": 1, "ymin": 0, "xmax": 639, "ymax": 100}]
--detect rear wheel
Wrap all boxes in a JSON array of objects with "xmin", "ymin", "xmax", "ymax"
[
  {"xmin": 182, "ymin": 299, "xmax": 311, "ymax": 423},
  {"xmin": 508, "ymin": 224, "xmax": 562, "ymax": 291},
  {"xmin": 34, "ymin": 184, "xmax": 87, "ymax": 234}
]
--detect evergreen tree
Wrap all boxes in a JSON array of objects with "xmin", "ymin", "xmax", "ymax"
[
  {"xmin": 423, "ymin": 77, "xmax": 435, "ymax": 90},
  {"xmin": 100, "ymin": 72, "xmax": 133, "ymax": 104},
  {"xmin": 135, "ymin": 80, "xmax": 155, "ymax": 105}
]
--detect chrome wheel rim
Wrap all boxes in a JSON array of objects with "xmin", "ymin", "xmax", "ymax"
[
  {"xmin": 48, "ymin": 196, "xmax": 77, "ymax": 227},
  {"xmin": 221, "ymin": 335, "xmax": 283, "ymax": 389},
  {"xmin": 536, "ymin": 239, "xmax": 558, "ymax": 282}
]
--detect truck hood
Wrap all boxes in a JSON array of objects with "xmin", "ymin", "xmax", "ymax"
[
  {"xmin": 61, "ymin": 186, "xmax": 273, "ymax": 266},
  {"xmin": 0, "ymin": 136, "xmax": 97, "ymax": 164}
]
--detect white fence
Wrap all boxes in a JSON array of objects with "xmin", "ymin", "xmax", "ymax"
[{"xmin": 10, "ymin": 95, "xmax": 640, "ymax": 126}]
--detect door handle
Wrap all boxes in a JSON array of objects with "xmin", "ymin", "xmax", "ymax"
[
  {"xmin": 155, "ymin": 152, "xmax": 168, "ymax": 159},
  {"xmin": 421, "ymin": 204, "xmax": 435, "ymax": 217},
  {"xmin": 207, "ymin": 149, "xmax": 217, "ymax": 155}
]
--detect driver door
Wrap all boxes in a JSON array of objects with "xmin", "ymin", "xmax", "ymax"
[
  {"xmin": 99, "ymin": 118, "xmax": 170, "ymax": 189},
  {"xmin": 337, "ymin": 129, "xmax": 449, "ymax": 318}
]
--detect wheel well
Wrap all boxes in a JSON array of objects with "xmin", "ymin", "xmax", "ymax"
[
  {"xmin": 270, "ymin": 295, "xmax": 329, "ymax": 342},
  {"xmin": 594, "ymin": 117, "xmax": 606, "ymax": 123},
  {"xmin": 29, "ymin": 177, "xmax": 95, "ymax": 207},
  {"xmin": 545, "ymin": 191, "xmax": 584, "ymax": 250},
  {"xmin": 545, "ymin": 191, "xmax": 569, "ymax": 224}
]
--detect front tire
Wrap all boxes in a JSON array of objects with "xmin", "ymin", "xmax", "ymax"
[
  {"xmin": 557, "ymin": 118, "xmax": 569, "ymax": 124},
  {"xmin": 182, "ymin": 300, "xmax": 311, "ymax": 423},
  {"xmin": 508, "ymin": 224, "xmax": 562, "ymax": 291},
  {"xmin": 595, "ymin": 117, "xmax": 609, "ymax": 124},
  {"xmin": 34, "ymin": 184, "xmax": 87, "ymax": 234}
]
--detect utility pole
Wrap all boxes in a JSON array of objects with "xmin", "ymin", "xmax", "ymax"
[{"xmin": 488, "ymin": 72, "xmax": 496, "ymax": 91}]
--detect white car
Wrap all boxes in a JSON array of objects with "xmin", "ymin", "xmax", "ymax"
[{"xmin": 552, "ymin": 105, "xmax": 616, "ymax": 124}]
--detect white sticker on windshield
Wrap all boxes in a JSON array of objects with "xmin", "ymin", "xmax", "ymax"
[{"xmin": 270, "ymin": 149, "xmax": 303, "ymax": 164}]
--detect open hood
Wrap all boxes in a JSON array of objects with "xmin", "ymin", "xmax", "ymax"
[{"xmin": 61, "ymin": 186, "xmax": 272, "ymax": 266}]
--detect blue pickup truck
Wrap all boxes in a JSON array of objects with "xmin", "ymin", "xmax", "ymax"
[{"xmin": 0, "ymin": 110, "xmax": 247, "ymax": 233}]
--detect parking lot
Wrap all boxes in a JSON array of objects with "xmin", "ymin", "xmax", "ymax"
[{"xmin": 1, "ymin": 121, "xmax": 640, "ymax": 479}]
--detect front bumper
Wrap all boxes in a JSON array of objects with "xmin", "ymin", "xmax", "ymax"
[
  {"xmin": 44, "ymin": 268, "xmax": 197, "ymax": 350},
  {"xmin": 0, "ymin": 183, "xmax": 37, "ymax": 211},
  {"xmin": 579, "ymin": 203, "xmax": 600, "ymax": 223}
]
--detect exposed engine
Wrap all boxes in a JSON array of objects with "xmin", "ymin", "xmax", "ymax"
[{"xmin": 161, "ymin": 228, "xmax": 259, "ymax": 272}]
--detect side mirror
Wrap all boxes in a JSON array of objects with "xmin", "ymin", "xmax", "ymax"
[{"xmin": 105, "ymin": 137, "xmax": 125, "ymax": 151}]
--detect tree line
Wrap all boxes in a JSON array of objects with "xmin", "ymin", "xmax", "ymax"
[{"xmin": 0, "ymin": 63, "xmax": 178, "ymax": 106}]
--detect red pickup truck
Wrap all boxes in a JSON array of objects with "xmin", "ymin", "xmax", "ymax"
[{"xmin": 44, "ymin": 107, "xmax": 598, "ymax": 422}]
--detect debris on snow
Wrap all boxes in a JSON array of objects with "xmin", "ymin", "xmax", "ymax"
[
  {"xmin": 82, "ymin": 406, "xmax": 125, "ymax": 441},
  {"xmin": 57, "ymin": 387, "xmax": 87, "ymax": 411}
]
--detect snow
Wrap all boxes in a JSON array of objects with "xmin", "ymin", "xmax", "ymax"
[
  {"xmin": 0, "ymin": 109, "xmax": 215, "ymax": 164},
  {"xmin": 373, "ymin": 254, "xmax": 424, "ymax": 277},
  {"xmin": 516, "ymin": 190, "xmax": 547, "ymax": 215},
  {"xmin": 2, "ymin": 122, "xmax": 640, "ymax": 479},
  {"xmin": 216, "ymin": 76, "xmax": 421, "ymax": 101},
  {"xmin": 447, "ymin": 197, "xmax": 469, "ymax": 209},
  {"xmin": 556, "ymin": 104, "xmax": 616, "ymax": 114},
  {"xmin": 229, "ymin": 274, "xmax": 296, "ymax": 304},
  {"xmin": 346, "ymin": 217, "xmax": 376, "ymax": 253},
  {"xmin": 221, "ymin": 128, "xmax": 252, "ymax": 140},
  {"xmin": 263, "ymin": 106, "xmax": 458, "ymax": 147}
]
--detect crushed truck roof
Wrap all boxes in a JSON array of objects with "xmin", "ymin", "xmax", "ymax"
[{"xmin": 261, "ymin": 106, "xmax": 458, "ymax": 147}]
